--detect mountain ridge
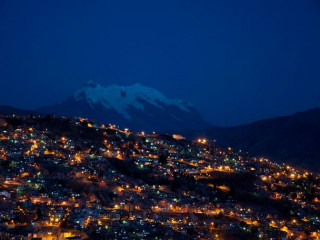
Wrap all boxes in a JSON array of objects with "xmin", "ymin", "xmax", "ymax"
[
  {"xmin": 180, "ymin": 108, "xmax": 320, "ymax": 171},
  {"xmin": 1, "ymin": 100, "xmax": 320, "ymax": 171},
  {"xmin": 0, "ymin": 105, "xmax": 38, "ymax": 116}
]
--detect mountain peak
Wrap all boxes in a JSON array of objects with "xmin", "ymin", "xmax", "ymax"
[
  {"xmin": 39, "ymin": 81, "xmax": 210, "ymax": 131},
  {"xmin": 73, "ymin": 82, "xmax": 192, "ymax": 119},
  {"xmin": 84, "ymin": 80, "xmax": 101, "ymax": 88}
]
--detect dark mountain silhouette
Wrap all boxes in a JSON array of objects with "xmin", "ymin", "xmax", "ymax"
[
  {"xmin": 181, "ymin": 108, "xmax": 320, "ymax": 171},
  {"xmin": 0, "ymin": 105, "xmax": 38, "ymax": 116}
]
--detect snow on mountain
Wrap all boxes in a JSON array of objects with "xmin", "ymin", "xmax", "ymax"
[
  {"xmin": 73, "ymin": 81, "xmax": 191, "ymax": 119},
  {"xmin": 39, "ymin": 81, "xmax": 210, "ymax": 131}
]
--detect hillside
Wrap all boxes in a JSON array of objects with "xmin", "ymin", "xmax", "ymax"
[
  {"xmin": 0, "ymin": 114, "xmax": 319, "ymax": 239},
  {"xmin": 183, "ymin": 108, "xmax": 320, "ymax": 171}
]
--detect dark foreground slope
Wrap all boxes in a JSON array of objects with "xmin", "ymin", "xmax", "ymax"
[{"xmin": 1, "ymin": 114, "xmax": 320, "ymax": 239}]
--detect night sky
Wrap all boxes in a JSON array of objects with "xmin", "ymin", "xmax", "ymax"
[{"xmin": 1, "ymin": 0, "xmax": 320, "ymax": 126}]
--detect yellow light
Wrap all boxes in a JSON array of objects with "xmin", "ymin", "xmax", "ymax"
[{"xmin": 261, "ymin": 176, "xmax": 267, "ymax": 181}]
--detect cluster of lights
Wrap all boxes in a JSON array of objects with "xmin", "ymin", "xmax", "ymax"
[{"xmin": 197, "ymin": 138, "xmax": 207, "ymax": 144}]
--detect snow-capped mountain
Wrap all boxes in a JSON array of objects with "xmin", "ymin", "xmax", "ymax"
[{"xmin": 39, "ymin": 81, "xmax": 210, "ymax": 131}]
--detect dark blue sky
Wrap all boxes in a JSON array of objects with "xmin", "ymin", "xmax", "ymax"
[{"xmin": 1, "ymin": 0, "xmax": 320, "ymax": 126}]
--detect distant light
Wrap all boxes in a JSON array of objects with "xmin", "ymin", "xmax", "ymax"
[{"xmin": 196, "ymin": 138, "xmax": 207, "ymax": 144}]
